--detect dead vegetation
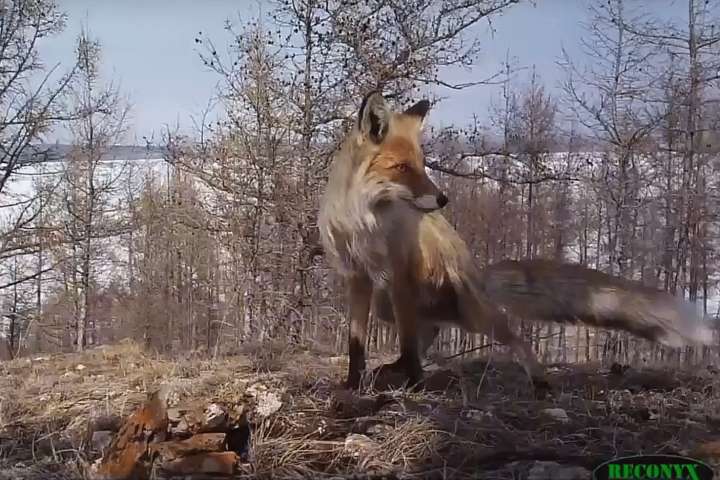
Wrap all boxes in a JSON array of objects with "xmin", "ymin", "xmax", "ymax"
[{"xmin": 0, "ymin": 340, "xmax": 719, "ymax": 479}]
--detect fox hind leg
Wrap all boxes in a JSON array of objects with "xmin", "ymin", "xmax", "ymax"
[
  {"xmin": 491, "ymin": 321, "xmax": 551, "ymax": 394},
  {"xmin": 419, "ymin": 324, "xmax": 440, "ymax": 356},
  {"xmin": 457, "ymin": 291, "xmax": 550, "ymax": 394}
]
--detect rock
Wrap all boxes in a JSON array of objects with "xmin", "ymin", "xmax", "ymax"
[
  {"xmin": 166, "ymin": 406, "xmax": 191, "ymax": 437},
  {"xmin": 203, "ymin": 403, "xmax": 229, "ymax": 430},
  {"xmin": 540, "ymin": 408, "xmax": 570, "ymax": 423},
  {"xmin": 91, "ymin": 431, "xmax": 114, "ymax": 455},
  {"xmin": 344, "ymin": 434, "xmax": 377, "ymax": 459},
  {"xmin": 76, "ymin": 364, "xmax": 87, "ymax": 371},
  {"xmin": 166, "ymin": 407, "xmax": 184, "ymax": 423},
  {"xmin": 255, "ymin": 390, "xmax": 282, "ymax": 418},
  {"xmin": 89, "ymin": 387, "xmax": 170, "ymax": 480},
  {"xmin": 151, "ymin": 433, "xmax": 227, "ymax": 460},
  {"xmin": 160, "ymin": 451, "xmax": 239, "ymax": 475},
  {"xmin": 528, "ymin": 461, "xmax": 591, "ymax": 480},
  {"xmin": 247, "ymin": 384, "xmax": 283, "ymax": 418},
  {"xmin": 88, "ymin": 441, "xmax": 147, "ymax": 480},
  {"xmin": 171, "ymin": 418, "xmax": 190, "ymax": 437},
  {"xmin": 173, "ymin": 408, "xmax": 204, "ymax": 435}
]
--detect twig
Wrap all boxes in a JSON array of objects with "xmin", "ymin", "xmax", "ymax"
[{"xmin": 423, "ymin": 343, "xmax": 495, "ymax": 368}]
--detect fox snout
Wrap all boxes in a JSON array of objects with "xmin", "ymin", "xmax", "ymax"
[
  {"xmin": 411, "ymin": 173, "xmax": 448, "ymax": 212},
  {"xmin": 413, "ymin": 191, "xmax": 449, "ymax": 211}
]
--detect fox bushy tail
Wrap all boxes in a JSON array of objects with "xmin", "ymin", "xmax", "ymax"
[{"xmin": 477, "ymin": 259, "xmax": 713, "ymax": 348}]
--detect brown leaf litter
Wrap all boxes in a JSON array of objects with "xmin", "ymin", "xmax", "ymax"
[{"xmin": 0, "ymin": 341, "xmax": 719, "ymax": 479}]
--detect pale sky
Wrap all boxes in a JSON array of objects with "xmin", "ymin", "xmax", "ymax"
[{"xmin": 41, "ymin": 0, "xmax": 685, "ymax": 144}]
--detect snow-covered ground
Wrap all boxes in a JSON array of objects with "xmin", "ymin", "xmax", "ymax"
[{"xmin": 0, "ymin": 150, "xmax": 168, "ymax": 320}]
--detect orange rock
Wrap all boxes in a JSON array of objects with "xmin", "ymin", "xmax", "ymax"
[
  {"xmin": 151, "ymin": 433, "xmax": 227, "ymax": 460},
  {"xmin": 160, "ymin": 451, "xmax": 239, "ymax": 475},
  {"xmin": 89, "ymin": 387, "xmax": 170, "ymax": 480}
]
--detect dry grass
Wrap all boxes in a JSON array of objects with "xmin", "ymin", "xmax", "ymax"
[{"xmin": 1, "ymin": 341, "xmax": 719, "ymax": 479}]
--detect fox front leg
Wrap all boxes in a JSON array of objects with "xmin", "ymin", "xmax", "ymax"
[
  {"xmin": 389, "ymin": 275, "xmax": 424, "ymax": 389},
  {"xmin": 345, "ymin": 274, "xmax": 373, "ymax": 390}
]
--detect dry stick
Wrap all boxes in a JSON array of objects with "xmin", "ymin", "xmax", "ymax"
[
  {"xmin": 422, "ymin": 342, "xmax": 495, "ymax": 368},
  {"xmin": 422, "ymin": 331, "xmax": 564, "ymax": 369}
]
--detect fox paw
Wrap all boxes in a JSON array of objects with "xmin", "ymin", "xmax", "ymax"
[{"xmin": 368, "ymin": 362, "xmax": 424, "ymax": 391}]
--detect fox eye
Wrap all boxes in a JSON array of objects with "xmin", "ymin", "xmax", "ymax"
[{"xmin": 394, "ymin": 163, "xmax": 409, "ymax": 173}]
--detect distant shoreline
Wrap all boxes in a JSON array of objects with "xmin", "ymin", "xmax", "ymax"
[{"xmin": 15, "ymin": 144, "xmax": 169, "ymax": 166}]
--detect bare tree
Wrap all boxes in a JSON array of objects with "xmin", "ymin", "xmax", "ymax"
[
  {"xmin": 627, "ymin": 0, "xmax": 720, "ymax": 360},
  {"xmin": 633, "ymin": 1, "xmax": 720, "ymax": 300},
  {"xmin": 559, "ymin": 0, "xmax": 658, "ymax": 362},
  {"xmin": 328, "ymin": 0, "xmax": 521, "ymax": 99},
  {"xmin": 504, "ymin": 68, "xmax": 558, "ymax": 259},
  {"xmin": 54, "ymin": 29, "xmax": 130, "ymax": 352},
  {"xmin": 0, "ymin": 0, "xmax": 77, "ymax": 278},
  {"xmin": 168, "ymin": 0, "xmax": 528, "ymax": 354}
]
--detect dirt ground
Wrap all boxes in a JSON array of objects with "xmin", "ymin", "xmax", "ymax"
[{"xmin": 1, "ymin": 340, "xmax": 719, "ymax": 479}]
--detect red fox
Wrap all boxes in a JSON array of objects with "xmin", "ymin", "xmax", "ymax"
[{"xmin": 318, "ymin": 91, "xmax": 714, "ymax": 390}]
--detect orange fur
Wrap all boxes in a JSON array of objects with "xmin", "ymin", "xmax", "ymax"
[{"xmin": 367, "ymin": 136, "xmax": 438, "ymax": 200}]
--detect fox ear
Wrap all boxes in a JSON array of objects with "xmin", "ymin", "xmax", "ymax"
[
  {"xmin": 404, "ymin": 99, "xmax": 431, "ymax": 130},
  {"xmin": 358, "ymin": 91, "xmax": 391, "ymax": 144},
  {"xmin": 404, "ymin": 99, "xmax": 430, "ymax": 120}
]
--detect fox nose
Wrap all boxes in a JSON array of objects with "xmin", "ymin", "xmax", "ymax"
[{"xmin": 437, "ymin": 192, "xmax": 448, "ymax": 208}]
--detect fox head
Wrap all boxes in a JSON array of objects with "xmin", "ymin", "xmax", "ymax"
[{"xmin": 355, "ymin": 91, "xmax": 448, "ymax": 212}]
